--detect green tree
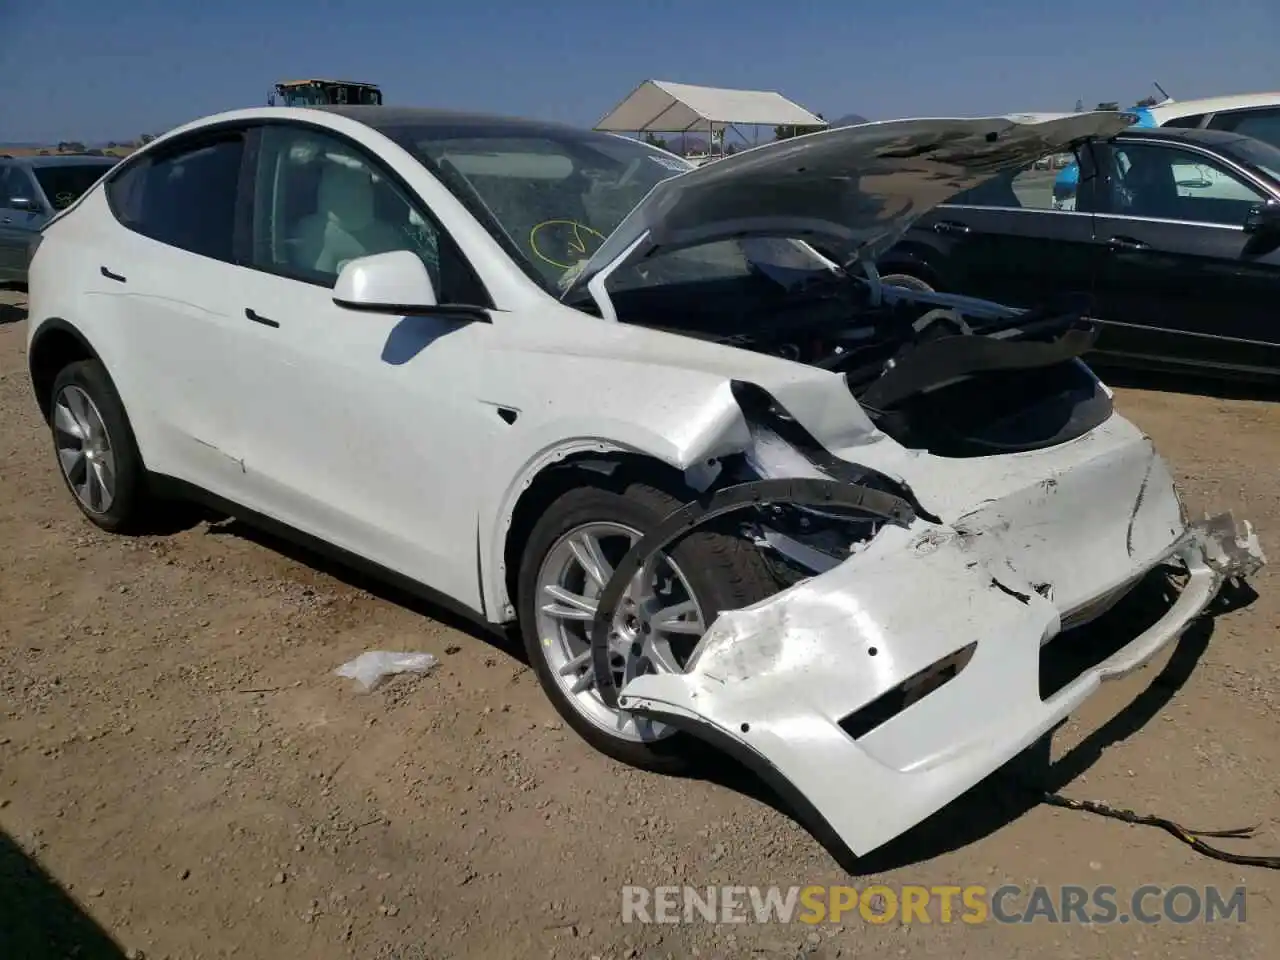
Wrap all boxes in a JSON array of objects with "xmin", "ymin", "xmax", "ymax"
[
  {"xmin": 641, "ymin": 131, "xmax": 669, "ymax": 151},
  {"xmin": 1095, "ymin": 101, "xmax": 1121, "ymax": 111}
]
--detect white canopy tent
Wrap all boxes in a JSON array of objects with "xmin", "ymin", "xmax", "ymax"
[{"xmin": 594, "ymin": 80, "xmax": 826, "ymax": 156}]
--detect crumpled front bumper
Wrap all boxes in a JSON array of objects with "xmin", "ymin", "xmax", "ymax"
[{"xmin": 615, "ymin": 512, "xmax": 1265, "ymax": 859}]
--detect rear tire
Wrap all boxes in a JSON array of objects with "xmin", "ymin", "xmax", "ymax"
[
  {"xmin": 48, "ymin": 359, "xmax": 153, "ymax": 533},
  {"xmin": 517, "ymin": 478, "xmax": 779, "ymax": 773}
]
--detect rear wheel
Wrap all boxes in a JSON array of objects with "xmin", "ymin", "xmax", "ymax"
[
  {"xmin": 517, "ymin": 479, "xmax": 779, "ymax": 772},
  {"xmin": 49, "ymin": 359, "xmax": 152, "ymax": 532}
]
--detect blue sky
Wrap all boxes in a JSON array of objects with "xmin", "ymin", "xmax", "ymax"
[{"xmin": 4, "ymin": 0, "xmax": 1277, "ymax": 144}]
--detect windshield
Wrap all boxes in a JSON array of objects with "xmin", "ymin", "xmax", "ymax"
[
  {"xmin": 387, "ymin": 122, "xmax": 833, "ymax": 295},
  {"xmin": 32, "ymin": 162, "xmax": 115, "ymax": 210}
]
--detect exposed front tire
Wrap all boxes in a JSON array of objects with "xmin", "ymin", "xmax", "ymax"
[
  {"xmin": 517, "ymin": 479, "xmax": 779, "ymax": 773},
  {"xmin": 879, "ymin": 271, "xmax": 936, "ymax": 293},
  {"xmin": 48, "ymin": 359, "xmax": 153, "ymax": 533}
]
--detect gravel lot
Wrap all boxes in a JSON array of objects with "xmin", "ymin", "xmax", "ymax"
[{"xmin": 1, "ymin": 286, "xmax": 1277, "ymax": 959}]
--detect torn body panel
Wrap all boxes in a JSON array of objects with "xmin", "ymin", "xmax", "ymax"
[
  {"xmin": 616, "ymin": 513, "xmax": 1263, "ymax": 858},
  {"xmin": 586, "ymin": 378, "xmax": 1265, "ymax": 859}
]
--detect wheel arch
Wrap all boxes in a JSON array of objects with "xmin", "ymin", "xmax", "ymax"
[
  {"xmin": 878, "ymin": 242, "xmax": 945, "ymax": 289},
  {"xmin": 492, "ymin": 446, "xmax": 708, "ymax": 625},
  {"xmin": 28, "ymin": 317, "xmax": 101, "ymax": 420}
]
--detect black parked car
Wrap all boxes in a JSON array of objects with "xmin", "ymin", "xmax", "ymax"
[{"xmin": 876, "ymin": 127, "xmax": 1280, "ymax": 380}]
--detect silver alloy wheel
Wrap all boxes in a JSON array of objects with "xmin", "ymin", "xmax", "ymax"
[
  {"xmin": 534, "ymin": 521, "xmax": 707, "ymax": 742},
  {"xmin": 53, "ymin": 385, "xmax": 117, "ymax": 515}
]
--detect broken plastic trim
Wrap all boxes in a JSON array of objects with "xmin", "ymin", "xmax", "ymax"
[
  {"xmin": 729, "ymin": 379, "xmax": 941, "ymax": 521},
  {"xmin": 854, "ymin": 315, "xmax": 1101, "ymax": 411},
  {"xmin": 588, "ymin": 477, "xmax": 915, "ymax": 707}
]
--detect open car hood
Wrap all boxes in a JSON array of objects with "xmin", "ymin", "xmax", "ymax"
[{"xmin": 561, "ymin": 111, "xmax": 1134, "ymax": 306}]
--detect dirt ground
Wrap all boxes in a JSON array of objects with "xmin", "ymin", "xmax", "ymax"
[{"xmin": 1, "ymin": 286, "xmax": 1277, "ymax": 960}]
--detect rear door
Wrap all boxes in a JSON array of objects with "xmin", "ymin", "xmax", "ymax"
[
  {"xmin": 92, "ymin": 129, "xmax": 258, "ymax": 488},
  {"xmin": 905, "ymin": 148, "xmax": 1102, "ymax": 309},
  {"xmin": 1089, "ymin": 137, "xmax": 1280, "ymax": 374}
]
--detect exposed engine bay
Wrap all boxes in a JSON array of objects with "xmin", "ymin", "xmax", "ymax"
[{"xmin": 598, "ymin": 259, "xmax": 1113, "ymax": 458}]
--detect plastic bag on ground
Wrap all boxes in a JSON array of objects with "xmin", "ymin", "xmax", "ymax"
[{"xmin": 335, "ymin": 651, "xmax": 439, "ymax": 691}]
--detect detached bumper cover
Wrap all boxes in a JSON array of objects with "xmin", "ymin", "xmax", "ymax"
[{"xmin": 616, "ymin": 513, "xmax": 1265, "ymax": 858}]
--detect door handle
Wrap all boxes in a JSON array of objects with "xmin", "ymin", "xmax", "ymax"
[
  {"xmin": 245, "ymin": 307, "xmax": 279, "ymax": 328},
  {"xmin": 933, "ymin": 220, "xmax": 972, "ymax": 236},
  {"xmin": 1106, "ymin": 235, "xmax": 1148, "ymax": 251},
  {"xmin": 100, "ymin": 265, "xmax": 127, "ymax": 283}
]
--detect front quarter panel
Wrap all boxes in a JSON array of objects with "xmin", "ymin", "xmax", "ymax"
[{"xmin": 472, "ymin": 310, "xmax": 883, "ymax": 619}]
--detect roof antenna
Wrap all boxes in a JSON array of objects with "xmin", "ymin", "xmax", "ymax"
[{"xmin": 1153, "ymin": 81, "xmax": 1171, "ymax": 103}]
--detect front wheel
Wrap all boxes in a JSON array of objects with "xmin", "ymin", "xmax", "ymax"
[
  {"xmin": 517, "ymin": 479, "xmax": 779, "ymax": 772},
  {"xmin": 879, "ymin": 271, "xmax": 936, "ymax": 293}
]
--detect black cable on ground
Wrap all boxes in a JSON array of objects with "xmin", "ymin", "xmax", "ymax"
[{"xmin": 1038, "ymin": 791, "xmax": 1280, "ymax": 869}]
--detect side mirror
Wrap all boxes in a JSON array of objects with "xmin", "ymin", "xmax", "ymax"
[
  {"xmin": 1244, "ymin": 199, "xmax": 1280, "ymax": 235},
  {"xmin": 332, "ymin": 250, "xmax": 440, "ymax": 313},
  {"xmin": 8, "ymin": 196, "xmax": 42, "ymax": 214},
  {"xmin": 332, "ymin": 249, "xmax": 491, "ymax": 322}
]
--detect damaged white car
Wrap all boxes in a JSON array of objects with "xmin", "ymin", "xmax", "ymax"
[{"xmin": 25, "ymin": 104, "xmax": 1265, "ymax": 859}]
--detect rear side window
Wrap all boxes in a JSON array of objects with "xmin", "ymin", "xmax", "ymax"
[
  {"xmin": 947, "ymin": 150, "xmax": 1078, "ymax": 210},
  {"xmin": 1207, "ymin": 107, "xmax": 1280, "ymax": 149},
  {"xmin": 105, "ymin": 133, "xmax": 245, "ymax": 262}
]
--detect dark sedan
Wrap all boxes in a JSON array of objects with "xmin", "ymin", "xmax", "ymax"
[
  {"xmin": 1, "ymin": 154, "xmax": 118, "ymax": 285},
  {"xmin": 876, "ymin": 127, "xmax": 1280, "ymax": 380}
]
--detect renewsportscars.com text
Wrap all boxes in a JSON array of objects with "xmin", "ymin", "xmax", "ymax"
[{"xmin": 621, "ymin": 884, "xmax": 1248, "ymax": 925}]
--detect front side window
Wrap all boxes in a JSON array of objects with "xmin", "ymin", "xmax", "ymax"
[
  {"xmin": 247, "ymin": 125, "xmax": 484, "ymax": 303},
  {"xmin": 1099, "ymin": 142, "xmax": 1266, "ymax": 226},
  {"xmin": 31, "ymin": 162, "xmax": 115, "ymax": 211},
  {"xmin": 105, "ymin": 134, "xmax": 244, "ymax": 261},
  {"xmin": 1161, "ymin": 113, "xmax": 1206, "ymax": 129}
]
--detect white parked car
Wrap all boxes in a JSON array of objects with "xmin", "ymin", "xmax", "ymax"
[{"xmin": 24, "ymin": 106, "xmax": 1265, "ymax": 859}]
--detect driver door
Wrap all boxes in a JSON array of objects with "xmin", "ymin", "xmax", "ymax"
[
  {"xmin": 1088, "ymin": 138, "xmax": 1280, "ymax": 375},
  {"xmin": 226, "ymin": 123, "xmax": 500, "ymax": 609}
]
